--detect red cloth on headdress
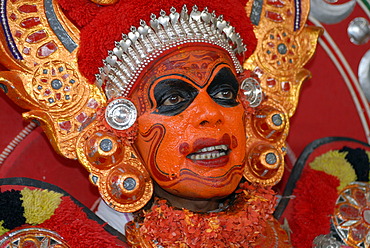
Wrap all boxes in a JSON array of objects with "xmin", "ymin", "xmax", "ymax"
[{"xmin": 57, "ymin": 0, "xmax": 257, "ymax": 84}]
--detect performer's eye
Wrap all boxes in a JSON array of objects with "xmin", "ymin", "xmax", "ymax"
[
  {"xmin": 214, "ymin": 89, "xmax": 234, "ymax": 100},
  {"xmin": 207, "ymin": 67, "xmax": 239, "ymax": 107},
  {"xmin": 162, "ymin": 94, "xmax": 186, "ymax": 106},
  {"xmin": 153, "ymin": 78, "xmax": 198, "ymax": 116}
]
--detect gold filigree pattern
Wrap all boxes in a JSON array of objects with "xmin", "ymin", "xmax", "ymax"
[
  {"xmin": 0, "ymin": 0, "xmax": 106, "ymax": 159},
  {"xmin": 242, "ymin": 0, "xmax": 322, "ymax": 185}
]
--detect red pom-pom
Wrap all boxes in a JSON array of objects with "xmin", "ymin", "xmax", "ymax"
[{"xmin": 289, "ymin": 168, "xmax": 340, "ymax": 248}]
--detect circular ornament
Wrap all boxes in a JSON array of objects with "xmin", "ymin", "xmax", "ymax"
[
  {"xmin": 32, "ymin": 61, "xmax": 83, "ymax": 111},
  {"xmin": 0, "ymin": 227, "xmax": 69, "ymax": 248},
  {"xmin": 252, "ymin": 106, "xmax": 287, "ymax": 142},
  {"xmin": 84, "ymin": 132, "xmax": 123, "ymax": 169},
  {"xmin": 105, "ymin": 98, "xmax": 137, "ymax": 130},
  {"xmin": 99, "ymin": 162, "xmax": 153, "ymax": 212},
  {"xmin": 244, "ymin": 143, "xmax": 284, "ymax": 185},
  {"xmin": 332, "ymin": 181, "xmax": 370, "ymax": 248},
  {"xmin": 240, "ymin": 77, "xmax": 263, "ymax": 107},
  {"xmin": 260, "ymin": 27, "xmax": 299, "ymax": 73},
  {"xmin": 347, "ymin": 17, "xmax": 370, "ymax": 45}
]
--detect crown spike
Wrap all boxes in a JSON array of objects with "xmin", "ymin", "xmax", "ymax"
[{"xmin": 97, "ymin": 4, "xmax": 246, "ymax": 99}]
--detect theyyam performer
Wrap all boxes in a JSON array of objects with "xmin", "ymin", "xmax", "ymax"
[{"xmin": 0, "ymin": 0, "xmax": 321, "ymax": 246}]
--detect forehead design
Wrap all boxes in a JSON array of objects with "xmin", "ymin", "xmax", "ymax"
[
  {"xmin": 159, "ymin": 50, "xmax": 223, "ymax": 87},
  {"xmin": 133, "ymin": 46, "xmax": 236, "ymax": 114}
]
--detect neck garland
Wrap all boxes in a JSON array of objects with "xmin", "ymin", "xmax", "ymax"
[{"xmin": 126, "ymin": 183, "xmax": 278, "ymax": 247}]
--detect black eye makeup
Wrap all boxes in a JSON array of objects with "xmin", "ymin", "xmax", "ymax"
[
  {"xmin": 153, "ymin": 78, "xmax": 198, "ymax": 116},
  {"xmin": 207, "ymin": 67, "xmax": 239, "ymax": 107}
]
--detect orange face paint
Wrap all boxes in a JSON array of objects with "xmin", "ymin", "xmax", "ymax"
[{"xmin": 131, "ymin": 45, "xmax": 247, "ymax": 200}]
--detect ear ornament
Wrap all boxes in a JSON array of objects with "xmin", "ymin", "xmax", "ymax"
[{"xmin": 75, "ymin": 98, "xmax": 153, "ymax": 213}]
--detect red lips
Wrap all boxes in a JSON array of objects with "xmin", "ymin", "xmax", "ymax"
[{"xmin": 179, "ymin": 133, "xmax": 239, "ymax": 167}]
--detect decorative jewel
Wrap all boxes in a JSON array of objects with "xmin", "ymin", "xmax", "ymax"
[
  {"xmin": 96, "ymin": 5, "xmax": 247, "ymax": 98},
  {"xmin": 332, "ymin": 181, "xmax": 370, "ymax": 248},
  {"xmin": 244, "ymin": 143, "xmax": 284, "ymax": 185},
  {"xmin": 32, "ymin": 61, "xmax": 83, "ymax": 109},
  {"xmin": 252, "ymin": 106, "xmax": 287, "ymax": 142},
  {"xmin": 347, "ymin": 17, "xmax": 370, "ymax": 45},
  {"xmin": 105, "ymin": 98, "xmax": 137, "ymax": 130},
  {"xmin": 93, "ymin": 146, "xmax": 153, "ymax": 213},
  {"xmin": 359, "ymin": 50, "xmax": 370, "ymax": 102},
  {"xmin": 261, "ymin": 27, "xmax": 298, "ymax": 72},
  {"xmin": 240, "ymin": 77, "xmax": 263, "ymax": 107},
  {"xmin": 0, "ymin": 227, "xmax": 69, "ymax": 248}
]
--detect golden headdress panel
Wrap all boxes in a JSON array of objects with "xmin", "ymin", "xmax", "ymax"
[
  {"xmin": 0, "ymin": 0, "xmax": 106, "ymax": 160},
  {"xmin": 241, "ymin": 0, "xmax": 322, "ymax": 184}
]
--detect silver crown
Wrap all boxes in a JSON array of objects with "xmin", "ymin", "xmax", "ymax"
[{"xmin": 95, "ymin": 5, "xmax": 247, "ymax": 99}]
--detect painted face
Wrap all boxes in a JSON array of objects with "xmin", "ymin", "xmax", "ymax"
[{"xmin": 131, "ymin": 45, "xmax": 246, "ymax": 200}]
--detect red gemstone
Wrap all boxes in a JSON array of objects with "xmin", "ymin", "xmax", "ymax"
[
  {"xmin": 40, "ymin": 78, "xmax": 48, "ymax": 83},
  {"xmin": 26, "ymin": 30, "xmax": 47, "ymax": 43},
  {"xmin": 10, "ymin": 13, "xmax": 17, "ymax": 21},
  {"xmin": 64, "ymin": 86, "xmax": 71, "ymax": 92},
  {"xmin": 52, "ymin": 67, "xmax": 56, "ymax": 76},
  {"xmin": 266, "ymin": 77, "xmax": 276, "ymax": 87},
  {"xmin": 62, "ymin": 74, "xmax": 70, "ymax": 79},
  {"xmin": 350, "ymin": 224, "xmax": 366, "ymax": 241},
  {"xmin": 267, "ymin": 0, "xmax": 285, "ymax": 7},
  {"xmin": 286, "ymin": 9, "xmax": 292, "ymax": 16},
  {"xmin": 353, "ymin": 189, "xmax": 366, "ymax": 206},
  {"xmin": 282, "ymin": 81, "xmax": 290, "ymax": 91},
  {"xmin": 23, "ymin": 47, "xmax": 30, "ymax": 55},
  {"xmin": 56, "ymin": 93, "xmax": 61, "ymax": 100},
  {"xmin": 37, "ymin": 41, "xmax": 58, "ymax": 57},
  {"xmin": 20, "ymin": 17, "xmax": 41, "ymax": 29},
  {"xmin": 339, "ymin": 204, "xmax": 360, "ymax": 219},
  {"xmin": 87, "ymin": 98, "xmax": 99, "ymax": 109},
  {"xmin": 253, "ymin": 67, "xmax": 264, "ymax": 77},
  {"xmin": 272, "ymin": 54, "xmax": 278, "ymax": 60},
  {"xmin": 265, "ymin": 11, "xmax": 283, "ymax": 22},
  {"xmin": 44, "ymin": 89, "xmax": 51, "ymax": 96},
  {"xmin": 282, "ymin": 57, "xmax": 286, "ymax": 62},
  {"xmin": 59, "ymin": 121, "xmax": 72, "ymax": 131},
  {"xmin": 99, "ymin": 157, "xmax": 107, "ymax": 164},
  {"xmin": 76, "ymin": 112, "xmax": 88, "ymax": 123},
  {"xmin": 22, "ymin": 240, "xmax": 37, "ymax": 248},
  {"xmin": 14, "ymin": 30, "xmax": 22, "ymax": 38},
  {"xmin": 267, "ymin": 42, "xmax": 275, "ymax": 47},
  {"xmin": 18, "ymin": 4, "xmax": 38, "ymax": 13}
]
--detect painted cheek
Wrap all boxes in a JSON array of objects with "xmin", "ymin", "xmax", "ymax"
[
  {"xmin": 179, "ymin": 142, "xmax": 190, "ymax": 155},
  {"xmin": 231, "ymin": 135, "xmax": 238, "ymax": 149}
]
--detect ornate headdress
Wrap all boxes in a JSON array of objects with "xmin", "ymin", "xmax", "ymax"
[{"xmin": 0, "ymin": 0, "xmax": 321, "ymax": 213}]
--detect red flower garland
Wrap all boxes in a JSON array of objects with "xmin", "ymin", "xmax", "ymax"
[{"xmin": 139, "ymin": 183, "xmax": 276, "ymax": 247}]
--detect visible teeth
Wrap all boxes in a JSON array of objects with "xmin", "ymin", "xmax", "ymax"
[
  {"xmin": 189, "ymin": 150, "xmax": 228, "ymax": 160},
  {"xmin": 198, "ymin": 145, "xmax": 228, "ymax": 153}
]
